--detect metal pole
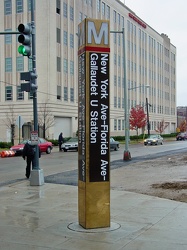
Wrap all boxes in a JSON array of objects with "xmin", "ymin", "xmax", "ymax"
[
  {"xmin": 122, "ymin": 27, "xmax": 131, "ymax": 160},
  {"xmin": 30, "ymin": 0, "xmax": 44, "ymax": 185},
  {"xmin": 146, "ymin": 97, "xmax": 150, "ymax": 136},
  {"xmin": 31, "ymin": 0, "xmax": 39, "ymax": 170}
]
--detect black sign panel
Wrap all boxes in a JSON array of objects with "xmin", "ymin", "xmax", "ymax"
[
  {"xmin": 78, "ymin": 53, "xmax": 86, "ymax": 182},
  {"xmin": 89, "ymin": 52, "xmax": 110, "ymax": 182}
]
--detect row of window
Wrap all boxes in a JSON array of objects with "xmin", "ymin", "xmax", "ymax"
[
  {"xmin": 113, "ymin": 119, "xmax": 170, "ymax": 132},
  {"xmin": 113, "ymin": 96, "xmax": 175, "ymax": 115},
  {"xmin": 4, "ymin": 57, "xmax": 74, "ymax": 75},
  {"xmin": 56, "ymin": 0, "xmax": 74, "ymax": 20},
  {"xmin": 5, "ymin": 86, "xmax": 31, "ymax": 101},
  {"xmin": 5, "ymin": 85, "xmax": 75, "ymax": 102},
  {"xmin": 4, "ymin": 0, "xmax": 35, "ymax": 14},
  {"xmin": 57, "ymin": 29, "xmax": 74, "ymax": 48},
  {"xmin": 57, "ymin": 58, "xmax": 74, "ymax": 74},
  {"xmin": 5, "ymin": 57, "xmax": 32, "ymax": 72}
]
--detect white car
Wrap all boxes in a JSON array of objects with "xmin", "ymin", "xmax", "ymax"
[
  {"xmin": 144, "ymin": 135, "xmax": 163, "ymax": 145},
  {"xmin": 61, "ymin": 137, "xmax": 78, "ymax": 152}
]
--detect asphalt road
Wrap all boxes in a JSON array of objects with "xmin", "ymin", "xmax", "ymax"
[{"xmin": 1, "ymin": 140, "xmax": 187, "ymax": 187}]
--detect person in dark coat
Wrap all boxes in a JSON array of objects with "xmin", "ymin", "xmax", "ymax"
[
  {"xmin": 22, "ymin": 142, "xmax": 41, "ymax": 178},
  {"xmin": 58, "ymin": 132, "xmax": 64, "ymax": 151}
]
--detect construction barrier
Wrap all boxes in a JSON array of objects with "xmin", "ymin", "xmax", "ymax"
[{"xmin": 1, "ymin": 150, "xmax": 15, "ymax": 158}]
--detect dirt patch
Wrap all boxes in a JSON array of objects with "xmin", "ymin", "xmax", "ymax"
[
  {"xmin": 111, "ymin": 154, "xmax": 187, "ymax": 203},
  {"xmin": 152, "ymin": 181, "xmax": 187, "ymax": 190}
]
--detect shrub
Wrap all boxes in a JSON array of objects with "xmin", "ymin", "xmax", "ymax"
[{"xmin": 0, "ymin": 142, "xmax": 12, "ymax": 149}]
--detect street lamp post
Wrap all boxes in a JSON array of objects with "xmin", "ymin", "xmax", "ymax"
[
  {"xmin": 122, "ymin": 27, "xmax": 131, "ymax": 161},
  {"xmin": 110, "ymin": 28, "xmax": 131, "ymax": 161},
  {"xmin": 146, "ymin": 97, "xmax": 150, "ymax": 136}
]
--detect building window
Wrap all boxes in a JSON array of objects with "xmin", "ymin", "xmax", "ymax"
[
  {"xmin": 122, "ymin": 98, "xmax": 124, "ymax": 108},
  {"xmin": 70, "ymin": 6, "xmax": 74, "ymax": 20},
  {"xmin": 56, "ymin": 0, "xmax": 60, "ymax": 14},
  {"xmin": 28, "ymin": 92, "xmax": 33, "ymax": 99},
  {"xmin": 114, "ymin": 54, "xmax": 117, "ymax": 65},
  {"xmin": 97, "ymin": 0, "xmax": 101, "ymax": 12},
  {"xmin": 5, "ymin": 86, "xmax": 12, "ymax": 101},
  {"xmin": 118, "ymin": 97, "xmax": 121, "ymax": 108},
  {"xmin": 64, "ymin": 31, "xmax": 67, "ymax": 45},
  {"xmin": 118, "ymin": 55, "xmax": 121, "ymax": 66},
  {"xmin": 118, "ymin": 120, "xmax": 121, "ymax": 130},
  {"xmin": 102, "ymin": 2, "xmax": 105, "ymax": 16},
  {"xmin": 57, "ymin": 28, "xmax": 61, "ymax": 43},
  {"xmin": 106, "ymin": 5, "xmax": 110, "ymax": 19},
  {"xmin": 16, "ymin": 57, "xmax": 24, "ymax": 71},
  {"xmin": 113, "ymin": 10, "xmax": 116, "ymax": 23},
  {"xmin": 63, "ymin": 59, "xmax": 68, "ymax": 73},
  {"xmin": 64, "ymin": 87, "xmax": 68, "ymax": 101},
  {"xmin": 57, "ymin": 57, "xmax": 61, "ymax": 72},
  {"xmin": 4, "ymin": 0, "xmax": 12, "ymax": 15},
  {"xmin": 70, "ymin": 34, "xmax": 74, "ymax": 48},
  {"xmin": 63, "ymin": 2, "xmax": 67, "ymax": 17},
  {"xmin": 118, "ymin": 76, "xmax": 121, "ymax": 86},
  {"xmin": 17, "ymin": 86, "xmax": 24, "ymax": 100},
  {"xmin": 114, "ymin": 33, "xmax": 116, "ymax": 44},
  {"xmin": 114, "ymin": 75, "xmax": 117, "ymax": 86},
  {"xmin": 5, "ymin": 58, "xmax": 12, "ymax": 72},
  {"xmin": 57, "ymin": 85, "xmax": 61, "ymax": 100},
  {"xmin": 114, "ymin": 119, "xmax": 117, "ymax": 130},
  {"xmin": 5, "ymin": 29, "xmax": 12, "ymax": 44},
  {"xmin": 70, "ymin": 61, "xmax": 74, "ymax": 75},
  {"xmin": 79, "ymin": 12, "xmax": 83, "ymax": 22},
  {"xmin": 28, "ymin": 58, "xmax": 32, "ymax": 71},
  {"xmin": 117, "ymin": 13, "xmax": 120, "ymax": 25},
  {"xmin": 70, "ymin": 88, "xmax": 74, "ymax": 102},
  {"xmin": 118, "ymin": 34, "xmax": 121, "ymax": 46},
  {"xmin": 122, "ymin": 16, "xmax": 124, "ymax": 27},
  {"xmin": 122, "ymin": 119, "xmax": 124, "ymax": 130},
  {"xmin": 16, "ymin": 0, "xmax": 23, "ymax": 13},
  {"xmin": 114, "ymin": 96, "xmax": 117, "ymax": 108}
]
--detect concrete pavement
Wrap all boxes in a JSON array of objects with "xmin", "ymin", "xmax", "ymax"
[{"xmin": 0, "ymin": 179, "xmax": 187, "ymax": 250}]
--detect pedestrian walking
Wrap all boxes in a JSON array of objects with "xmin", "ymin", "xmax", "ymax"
[
  {"xmin": 22, "ymin": 141, "xmax": 41, "ymax": 178},
  {"xmin": 58, "ymin": 132, "xmax": 64, "ymax": 152}
]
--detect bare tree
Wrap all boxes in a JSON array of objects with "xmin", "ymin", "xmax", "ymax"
[
  {"xmin": 3, "ymin": 105, "xmax": 16, "ymax": 129},
  {"xmin": 38, "ymin": 101, "xmax": 54, "ymax": 138},
  {"xmin": 3, "ymin": 105, "xmax": 16, "ymax": 144},
  {"xmin": 155, "ymin": 119, "xmax": 169, "ymax": 134}
]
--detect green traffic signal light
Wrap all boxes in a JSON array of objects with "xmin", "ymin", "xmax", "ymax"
[
  {"xmin": 18, "ymin": 44, "xmax": 31, "ymax": 56},
  {"xmin": 17, "ymin": 23, "xmax": 31, "ymax": 57},
  {"xmin": 18, "ymin": 45, "xmax": 26, "ymax": 55}
]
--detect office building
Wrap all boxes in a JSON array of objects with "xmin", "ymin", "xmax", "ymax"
[{"xmin": 0, "ymin": 0, "xmax": 176, "ymax": 142}]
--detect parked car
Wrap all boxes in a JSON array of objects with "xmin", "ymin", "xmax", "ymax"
[
  {"xmin": 144, "ymin": 135, "xmax": 163, "ymax": 146},
  {"xmin": 176, "ymin": 132, "xmax": 187, "ymax": 141},
  {"xmin": 110, "ymin": 137, "xmax": 120, "ymax": 151},
  {"xmin": 10, "ymin": 138, "xmax": 53, "ymax": 156},
  {"xmin": 61, "ymin": 137, "xmax": 78, "ymax": 152}
]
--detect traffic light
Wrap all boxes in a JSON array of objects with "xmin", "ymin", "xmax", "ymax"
[
  {"xmin": 20, "ymin": 71, "xmax": 38, "ymax": 92},
  {"xmin": 18, "ymin": 23, "xmax": 32, "ymax": 57}
]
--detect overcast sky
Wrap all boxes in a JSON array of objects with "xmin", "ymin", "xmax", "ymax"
[{"xmin": 125, "ymin": 0, "xmax": 186, "ymax": 106}]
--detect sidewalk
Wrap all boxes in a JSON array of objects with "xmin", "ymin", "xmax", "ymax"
[{"xmin": 0, "ymin": 180, "xmax": 187, "ymax": 249}]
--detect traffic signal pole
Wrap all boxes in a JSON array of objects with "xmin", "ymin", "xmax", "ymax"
[{"xmin": 30, "ymin": 0, "xmax": 44, "ymax": 186}]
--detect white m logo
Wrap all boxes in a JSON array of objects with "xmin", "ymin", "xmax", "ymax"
[{"xmin": 87, "ymin": 21, "xmax": 109, "ymax": 45}]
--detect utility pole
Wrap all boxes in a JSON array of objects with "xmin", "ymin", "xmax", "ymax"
[{"xmin": 146, "ymin": 97, "xmax": 150, "ymax": 136}]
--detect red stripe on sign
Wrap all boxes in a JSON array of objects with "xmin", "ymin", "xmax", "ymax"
[
  {"xmin": 78, "ymin": 46, "xmax": 110, "ymax": 55},
  {"xmin": 86, "ymin": 46, "xmax": 110, "ymax": 52}
]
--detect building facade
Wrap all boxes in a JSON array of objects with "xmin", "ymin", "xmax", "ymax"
[{"xmin": 0, "ymin": 0, "xmax": 176, "ymax": 143}]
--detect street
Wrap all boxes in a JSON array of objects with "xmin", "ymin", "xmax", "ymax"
[{"xmin": 1, "ymin": 140, "xmax": 187, "ymax": 186}]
